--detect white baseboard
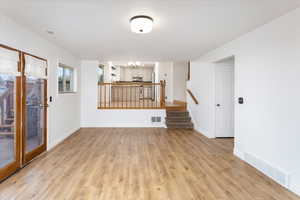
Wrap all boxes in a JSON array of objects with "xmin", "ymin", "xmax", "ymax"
[
  {"xmin": 48, "ymin": 127, "xmax": 81, "ymax": 150},
  {"xmin": 243, "ymin": 152, "xmax": 289, "ymax": 187},
  {"xmin": 234, "ymin": 148, "xmax": 290, "ymax": 190},
  {"xmin": 233, "ymin": 148, "xmax": 245, "ymax": 160},
  {"xmin": 187, "ymin": 106, "xmax": 196, "ymax": 125},
  {"xmin": 194, "ymin": 127, "xmax": 214, "ymax": 138},
  {"xmin": 288, "ymin": 170, "xmax": 300, "ymax": 196},
  {"xmin": 234, "ymin": 149, "xmax": 300, "ymax": 196},
  {"xmin": 187, "ymin": 107, "xmax": 214, "ymax": 138},
  {"xmin": 290, "ymin": 186, "xmax": 300, "ymax": 197}
]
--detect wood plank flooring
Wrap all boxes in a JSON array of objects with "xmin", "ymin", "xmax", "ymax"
[{"xmin": 0, "ymin": 128, "xmax": 299, "ymax": 200}]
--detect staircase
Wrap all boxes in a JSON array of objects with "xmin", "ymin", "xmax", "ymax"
[{"xmin": 165, "ymin": 110, "xmax": 194, "ymax": 129}]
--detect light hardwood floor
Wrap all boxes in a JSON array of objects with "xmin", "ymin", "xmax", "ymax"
[{"xmin": 0, "ymin": 128, "xmax": 299, "ymax": 200}]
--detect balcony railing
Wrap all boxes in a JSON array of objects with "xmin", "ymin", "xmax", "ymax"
[{"xmin": 98, "ymin": 81, "xmax": 166, "ymax": 109}]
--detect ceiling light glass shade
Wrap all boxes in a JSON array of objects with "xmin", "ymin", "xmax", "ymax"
[{"xmin": 130, "ymin": 15, "xmax": 153, "ymax": 34}]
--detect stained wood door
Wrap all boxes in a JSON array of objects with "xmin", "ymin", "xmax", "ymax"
[
  {"xmin": 0, "ymin": 45, "xmax": 22, "ymax": 181},
  {"xmin": 22, "ymin": 53, "xmax": 47, "ymax": 164},
  {"xmin": 0, "ymin": 46, "xmax": 48, "ymax": 180}
]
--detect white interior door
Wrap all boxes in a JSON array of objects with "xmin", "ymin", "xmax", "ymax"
[{"xmin": 215, "ymin": 63, "xmax": 234, "ymax": 137}]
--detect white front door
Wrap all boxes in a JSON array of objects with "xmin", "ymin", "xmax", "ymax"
[{"xmin": 215, "ymin": 63, "xmax": 234, "ymax": 137}]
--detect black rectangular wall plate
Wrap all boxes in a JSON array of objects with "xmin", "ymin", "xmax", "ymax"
[{"xmin": 238, "ymin": 97, "xmax": 244, "ymax": 104}]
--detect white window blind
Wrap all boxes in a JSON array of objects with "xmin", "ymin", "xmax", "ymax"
[
  {"xmin": 0, "ymin": 47, "xmax": 20, "ymax": 76},
  {"xmin": 24, "ymin": 55, "xmax": 47, "ymax": 79}
]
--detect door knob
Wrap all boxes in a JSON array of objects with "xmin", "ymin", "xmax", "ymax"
[{"xmin": 216, "ymin": 104, "xmax": 221, "ymax": 107}]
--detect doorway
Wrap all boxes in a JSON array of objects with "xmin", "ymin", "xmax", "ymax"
[
  {"xmin": 214, "ymin": 57, "xmax": 235, "ymax": 138},
  {"xmin": 0, "ymin": 45, "xmax": 48, "ymax": 181},
  {"xmin": 22, "ymin": 58, "xmax": 47, "ymax": 164}
]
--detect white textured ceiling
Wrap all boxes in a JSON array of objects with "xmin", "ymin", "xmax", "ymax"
[{"xmin": 0, "ymin": 0, "xmax": 300, "ymax": 61}]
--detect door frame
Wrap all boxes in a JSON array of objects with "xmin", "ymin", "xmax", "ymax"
[
  {"xmin": 213, "ymin": 55, "xmax": 235, "ymax": 138},
  {"xmin": 21, "ymin": 52, "xmax": 48, "ymax": 165},
  {"xmin": 0, "ymin": 45, "xmax": 22, "ymax": 181}
]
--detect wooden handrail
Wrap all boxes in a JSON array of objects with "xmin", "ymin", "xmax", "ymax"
[
  {"xmin": 98, "ymin": 82, "xmax": 166, "ymax": 109},
  {"xmin": 160, "ymin": 80, "xmax": 166, "ymax": 108},
  {"xmin": 187, "ymin": 89, "xmax": 199, "ymax": 105}
]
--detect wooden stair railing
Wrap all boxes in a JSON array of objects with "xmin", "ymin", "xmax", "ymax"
[
  {"xmin": 186, "ymin": 89, "xmax": 199, "ymax": 105},
  {"xmin": 98, "ymin": 81, "xmax": 166, "ymax": 109},
  {"xmin": 160, "ymin": 80, "xmax": 166, "ymax": 108}
]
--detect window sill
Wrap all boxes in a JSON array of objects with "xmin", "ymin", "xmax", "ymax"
[{"xmin": 58, "ymin": 92, "xmax": 77, "ymax": 94}]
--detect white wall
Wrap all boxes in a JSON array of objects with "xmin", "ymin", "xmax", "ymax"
[
  {"xmin": 187, "ymin": 62, "xmax": 215, "ymax": 137},
  {"xmin": 173, "ymin": 61, "xmax": 188, "ymax": 102},
  {"xmin": 188, "ymin": 7, "xmax": 300, "ymax": 195},
  {"xmin": 0, "ymin": 13, "xmax": 81, "ymax": 150},
  {"xmin": 81, "ymin": 60, "xmax": 166, "ymax": 127},
  {"xmin": 156, "ymin": 62, "xmax": 174, "ymax": 102}
]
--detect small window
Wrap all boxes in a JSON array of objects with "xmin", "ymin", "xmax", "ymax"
[{"xmin": 58, "ymin": 64, "xmax": 75, "ymax": 93}]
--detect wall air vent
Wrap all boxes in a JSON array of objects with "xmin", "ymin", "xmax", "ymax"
[{"xmin": 151, "ymin": 117, "xmax": 161, "ymax": 123}]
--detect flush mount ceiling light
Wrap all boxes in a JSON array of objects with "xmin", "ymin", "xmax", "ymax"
[{"xmin": 130, "ymin": 15, "xmax": 153, "ymax": 34}]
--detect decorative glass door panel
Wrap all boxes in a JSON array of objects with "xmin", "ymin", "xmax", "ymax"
[
  {"xmin": 0, "ymin": 74, "xmax": 16, "ymax": 168},
  {"xmin": 23, "ymin": 54, "xmax": 47, "ymax": 164},
  {"xmin": 25, "ymin": 76, "xmax": 45, "ymax": 153},
  {"xmin": 0, "ymin": 46, "xmax": 47, "ymax": 180},
  {"xmin": 0, "ymin": 45, "xmax": 21, "ymax": 181}
]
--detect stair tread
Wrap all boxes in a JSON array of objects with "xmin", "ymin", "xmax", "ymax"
[
  {"xmin": 167, "ymin": 126, "xmax": 194, "ymax": 128},
  {"xmin": 167, "ymin": 113, "xmax": 189, "ymax": 116},
  {"xmin": 168, "ymin": 129, "xmax": 193, "ymax": 130},
  {"xmin": 167, "ymin": 111, "xmax": 189, "ymax": 114},
  {"xmin": 165, "ymin": 110, "xmax": 194, "ymax": 129},
  {"xmin": 167, "ymin": 127, "xmax": 193, "ymax": 129},
  {"xmin": 166, "ymin": 121, "xmax": 193, "ymax": 125},
  {"xmin": 167, "ymin": 124, "xmax": 194, "ymax": 127},
  {"xmin": 167, "ymin": 126, "xmax": 194, "ymax": 129},
  {"xmin": 167, "ymin": 113, "xmax": 189, "ymax": 117},
  {"xmin": 165, "ymin": 116, "xmax": 191, "ymax": 119},
  {"xmin": 166, "ymin": 119, "xmax": 191, "ymax": 123}
]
